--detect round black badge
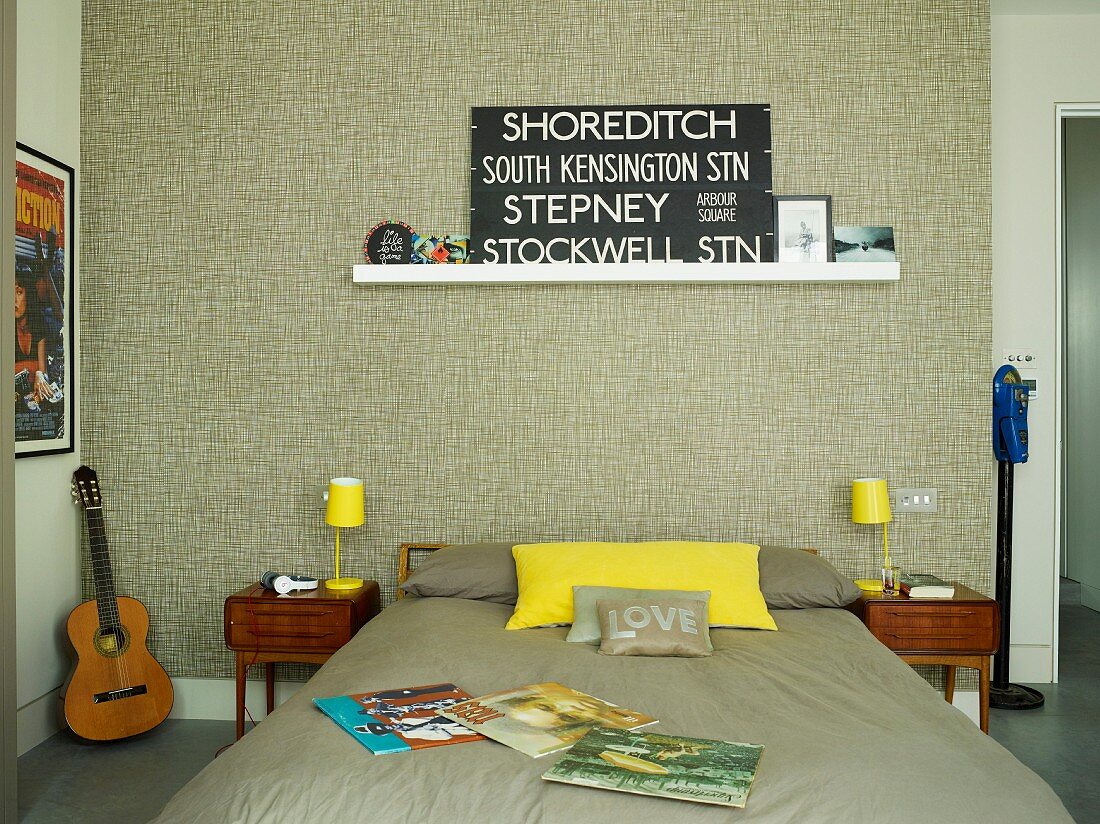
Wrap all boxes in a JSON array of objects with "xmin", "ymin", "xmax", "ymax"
[{"xmin": 363, "ymin": 221, "xmax": 413, "ymax": 264}]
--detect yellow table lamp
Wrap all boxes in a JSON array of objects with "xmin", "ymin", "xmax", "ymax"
[
  {"xmin": 326, "ymin": 477, "xmax": 364, "ymax": 591},
  {"xmin": 852, "ymin": 477, "xmax": 893, "ymax": 593}
]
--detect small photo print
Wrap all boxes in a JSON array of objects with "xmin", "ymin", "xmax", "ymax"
[
  {"xmin": 411, "ymin": 233, "xmax": 470, "ymax": 264},
  {"xmin": 834, "ymin": 226, "xmax": 896, "ymax": 262},
  {"xmin": 773, "ymin": 196, "xmax": 833, "ymax": 263}
]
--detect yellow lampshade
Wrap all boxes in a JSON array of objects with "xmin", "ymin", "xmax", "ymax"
[
  {"xmin": 326, "ymin": 478, "xmax": 364, "ymax": 528},
  {"xmin": 852, "ymin": 478, "xmax": 892, "ymax": 524},
  {"xmin": 325, "ymin": 477, "xmax": 365, "ymax": 591}
]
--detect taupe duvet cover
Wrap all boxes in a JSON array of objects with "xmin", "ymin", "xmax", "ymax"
[{"xmin": 155, "ymin": 597, "xmax": 1071, "ymax": 823}]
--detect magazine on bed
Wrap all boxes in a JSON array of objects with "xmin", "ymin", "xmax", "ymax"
[
  {"xmin": 437, "ymin": 681, "xmax": 657, "ymax": 758},
  {"xmin": 314, "ymin": 683, "xmax": 485, "ymax": 754},
  {"xmin": 542, "ymin": 727, "xmax": 764, "ymax": 808}
]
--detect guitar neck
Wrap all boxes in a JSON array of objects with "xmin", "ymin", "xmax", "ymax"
[{"xmin": 85, "ymin": 506, "xmax": 121, "ymax": 630}]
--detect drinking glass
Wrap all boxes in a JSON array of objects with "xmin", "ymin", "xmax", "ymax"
[{"xmin": 881, "ymin": 565, "xmax": 899, "ymax": 596}]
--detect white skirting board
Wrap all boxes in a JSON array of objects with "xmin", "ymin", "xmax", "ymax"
[
  {"xmin": 167, "ymin": 677, "xmax": 982, "ymax": 728},
  {"xmin": 169, "ymin": 676, "xmax": 304, "ymax": 722},
  {"xmin": 951, "ymin": 690, "xmax": 981, "ymax": 728},
  {"xmin": 18, "ymin": 680, "xmax": 982, "ymax": 747},
  {"xmin": 16, "ymin": 687, "xmax": 60, "ymax": 756},
  {"xmin": 1009, "ymin": 645, "xmax": 1054, "ymax": 684},
  {"xmin": 1081, "ymin": 582, "xmax": 1100, "ymax": 613},
  {"xmin": 15, "ymin": 679, "xmax": 305, "ymax": 753}
]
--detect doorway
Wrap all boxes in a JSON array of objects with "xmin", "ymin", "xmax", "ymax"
[{"xmin": 1062, "ymin": 112, "xmax": 1100, "ymax": 617}]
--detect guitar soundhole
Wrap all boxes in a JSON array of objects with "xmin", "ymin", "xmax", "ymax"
[{"xmin": 93, "ymin": 625, "xmax": 131, "ymax": 658}]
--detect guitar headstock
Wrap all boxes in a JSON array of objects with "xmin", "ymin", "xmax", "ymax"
[{"xmin": 72, "ymin": 465, "xmax": 102, "ymax": 509}]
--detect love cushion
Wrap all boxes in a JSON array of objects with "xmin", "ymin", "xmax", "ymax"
[{"xmin": 597, "ymin": 596, "xmax": 713, "ymax": 657}]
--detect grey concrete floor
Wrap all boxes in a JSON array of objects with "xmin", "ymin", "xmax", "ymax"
[
  {"xmin": 989, "ymin": 579, "xmax": 1100, "ymax": 824},
  {"xmin": 18, "ymin": 585, "xmax": 1099, "ymax": 822},
  {"xmin": 17, "ymin": 719, "xmax": 235, "ymax": 823}
]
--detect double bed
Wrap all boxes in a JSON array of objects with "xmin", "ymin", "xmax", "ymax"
[{"xmin": 154, "ymin": 543, "xmax": 1071, "ymax": 823}]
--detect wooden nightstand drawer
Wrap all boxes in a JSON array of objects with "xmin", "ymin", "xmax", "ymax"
[
  {"xmin": 866, "ymin": 602, "xmax": 998, "ymax": 624},
  {"xmin": 225, "ymin": 622, "xmax": 352, "ymax": 652},
  {"xmin": 868, "ymin": 624, "xmax": 994, "ymax": 653},
  {"xmin": 865, "ymin": 603, "xmax": 996, "ymax": 629},
  {"xmin": 226, "ymin": 600, "xmax": 352, "ymax": 630}
]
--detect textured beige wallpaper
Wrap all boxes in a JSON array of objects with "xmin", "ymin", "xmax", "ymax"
[{"xmin": 80, "ymin": 0, "xmax": 992, "ymax": 678}]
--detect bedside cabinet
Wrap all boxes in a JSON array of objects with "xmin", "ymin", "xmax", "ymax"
[
  {"xmin": 224, "ymin": 581, "xmax": 381, "ymax": 739},
  {"xmin": 858, "ymin": 584, "xmax": 1000, "ymax": 734}
]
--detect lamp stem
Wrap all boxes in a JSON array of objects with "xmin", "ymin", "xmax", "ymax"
[
  {"xmin": 882, "ymin": 521, "xmax": 890, "ymax": 568},
  {"xmin": 334, "ymin": 526, "xmax": 341, "ymax": 580}
]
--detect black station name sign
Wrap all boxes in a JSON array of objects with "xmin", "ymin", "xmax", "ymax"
[{"xmin": 469, "ymin": 105, "xmax": 772, "ymax": 264}]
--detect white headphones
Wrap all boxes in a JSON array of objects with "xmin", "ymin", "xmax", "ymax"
[{"xmin": 260, "ymin": 571, "xmax": 319, "ymax": 595}]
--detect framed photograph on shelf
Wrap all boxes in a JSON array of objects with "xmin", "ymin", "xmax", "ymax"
[
  {"xmin": 834, "ymin": 226, "xmax": 896, "ymax": 262},
  {"xmin": 15, "ymin": 143, "xmax": 74, "ymax": 458},
  {"xmin": 773, "ymin": 195, "xmax": 833, "ymax": 263}
]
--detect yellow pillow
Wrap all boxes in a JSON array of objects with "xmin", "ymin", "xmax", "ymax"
[{"xmin": 505, "ymin": 541, "xmax": 777, "ymax": 631}]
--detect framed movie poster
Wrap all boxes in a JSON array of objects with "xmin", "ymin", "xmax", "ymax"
[{"xmin": 15, "ymin": 143, "xmax": 74, "ymax": 457}]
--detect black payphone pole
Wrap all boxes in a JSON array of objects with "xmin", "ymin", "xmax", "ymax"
[{"xmin": 989, "ymin": 454, "xmax": 1045, "ymax": 709}]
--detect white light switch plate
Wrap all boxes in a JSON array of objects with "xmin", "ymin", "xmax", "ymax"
[
  {"xmin": 895, "ymin": 488, "xmax": 937, "ymax": 513},
  {"xmin": 1002, "ymin": 349, "xmax": 1037, "ymax": 366}
]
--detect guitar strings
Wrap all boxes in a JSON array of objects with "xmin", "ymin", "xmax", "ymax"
[
  {"xmin": 88, "ymin": 504, "xmax": 129, "ymax": 691},
  {"xmin": 105, "ymin": 502, "xmax": 132, "ymax": 691},
  {"xmin": 89, "ymin": 511, "xmax": 124, "ymax": 690}
]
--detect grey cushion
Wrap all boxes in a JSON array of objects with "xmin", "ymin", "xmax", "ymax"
[
  {"xmin": 398, "ymin": 543, "xmax": 518, "ymax": 604},
  {"xmin": 566, "ymin": 585, "xmax": 712, "ymax": 644},
  {"xmin": 597, "ymin": 596, "xmax": 713, "ymax": 658},
  {"xmin": 758, "ymin": 545, "xmax": 861, "ymax": 609}
]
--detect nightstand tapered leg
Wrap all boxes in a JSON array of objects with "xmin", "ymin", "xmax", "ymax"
[
  {"xmin": 944, "ymin": 665, "xmax": 956, "ymax": 703},
  {"xmin": 979, "ymin": 656, "xmax": 990, "ymax": 734},
  {"xmin": 266, "ymin": 663, "xmax": 275, "ymax": 714},
  {"xmin": 235, "ymin": 653, "xmax": 246, "ymax": 740}
]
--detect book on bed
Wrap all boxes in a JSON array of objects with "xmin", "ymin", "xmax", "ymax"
[
  {"xmin": 437, "ymin": 681, "xmax": 657, "ymax": 758},
  {"xmin": 542, "ymin": 727, "xmax": 764, "ymax": 809},
  {"xmin": 314, "ymin": 683, "xmax": 485, "ymax": 754}
]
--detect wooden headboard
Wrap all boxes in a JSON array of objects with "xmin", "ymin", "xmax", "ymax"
[
  {"xmin": 397, "ymin": 543, "xmax": 448, "ymax": 597},
  {"xmin": 396, "ymin": 542, "xmax": 818, "ymax": 598}
]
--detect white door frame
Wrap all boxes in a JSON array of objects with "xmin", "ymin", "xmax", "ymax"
[
  {"xmin": 1053, "ymin": 102, "xmax": 1100, "ymax": 682},
  {"xmin": 1, "ymin": 0, "xmax": 17, "ymax": 818}
]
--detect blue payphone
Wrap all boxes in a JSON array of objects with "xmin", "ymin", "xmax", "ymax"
[
  {"xmin": 993, "ymin": 364, "xmax": 1029, "ymax": 464},
  {"xmin": 990, "ymin": 364, "xmax": 1043, "ymax": 710}
]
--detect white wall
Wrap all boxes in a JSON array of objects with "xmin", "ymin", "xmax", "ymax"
[
  {"xmin": 991, "ymin": 10, "xmax": 1100, "ymax": 682},
  {"xmin": 14, "ymin": 0, "xmax": 81, "ymax": 754}
]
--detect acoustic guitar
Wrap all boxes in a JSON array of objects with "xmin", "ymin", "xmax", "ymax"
[{"xmin": 63, "ymin": 465, "xmax": 173, "ymax": 740}]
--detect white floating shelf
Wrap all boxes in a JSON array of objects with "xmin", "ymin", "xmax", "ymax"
[{"xmin": 352, "ymin": 261, "xmax": 899, "ymax": 285}]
